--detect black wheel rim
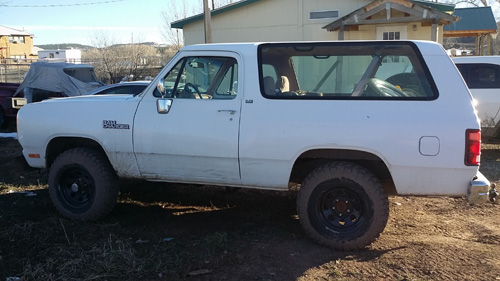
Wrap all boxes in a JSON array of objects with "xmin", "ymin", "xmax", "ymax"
[
  {"xmin": 315, "ymin": 185, "xmax": 366, "ymax": 233},
  {"xmin": 58, "ymin": 165, "xmax": 95, "ymax": 211}
]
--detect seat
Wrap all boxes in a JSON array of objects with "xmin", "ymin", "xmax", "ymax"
[
  {"xmin": 276, "ymin": 76, "xmax": 290, "ymax": 93},
  {"xmin": 263, "ymin": 76, "xmax": 276, "ymax": 95}
]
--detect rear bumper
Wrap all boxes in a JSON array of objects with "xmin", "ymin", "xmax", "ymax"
[{"xmin": 468, "ymin": 171, "xmax": 491, "ymax": 204}]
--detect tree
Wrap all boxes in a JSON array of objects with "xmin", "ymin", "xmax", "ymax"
[
  {"xmin": 84, "ymin": 30, "xmax": 160, "ymax": 83},
  {"xmin": 160, "ymin": 0, "xmax": 240, "ymax": 50},
  {"xmin": 160, "ymin": 0, "xmax": 188, "ymax": 52},
  {"xmin": 445, "ymin": 0, "xmax": 499, "ymax": 7}
]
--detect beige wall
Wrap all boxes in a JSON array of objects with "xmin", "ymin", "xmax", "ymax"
[
  {"xmin": 182, "ymin": 0, "xmax": 372, "ymax": 45},
  {"xmin": 181, "ymin": 0, "xmax": 445, "ymax": 45}
]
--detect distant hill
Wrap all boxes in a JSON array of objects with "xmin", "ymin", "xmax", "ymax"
[
  {"xmin": 35, "ymin": 42, "xmax": 165, "ymax": 50},
  {"xmin": 35, "ymin": 43, "xmax": 94, "ymax": 50}
]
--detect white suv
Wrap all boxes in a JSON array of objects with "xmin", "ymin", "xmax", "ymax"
[{"xmin": 17, "ymin": 41, "xmax": 492, "ymax": 250}]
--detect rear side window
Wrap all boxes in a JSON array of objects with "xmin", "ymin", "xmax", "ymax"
[
  {"xmin": 258, "ymin": 42, "xmax": 437, "ymax": 100},
  {"xmin": 456, "ymin": 63, "xmax": 500, "ymax": 89},
  {"xmin": 63, "ymin": 68, "xmax": 100, "ymax": 83}
]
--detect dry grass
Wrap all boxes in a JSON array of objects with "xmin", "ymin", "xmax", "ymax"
[{"xmin": 0, "ymin": 137, "xmax": 499, "ymax": 280}]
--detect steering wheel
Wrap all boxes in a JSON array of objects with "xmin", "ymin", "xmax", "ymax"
[
  {"xmin": 184, "ymin": 83, "xmax": 203, "ymax": 99},
  {"xmin": 365, "ymin": 78, "xmax": 406, "ymax": 97},
  {"xmin": 386, "ymin": 73, "xmax": 424, "ymax": 97}
]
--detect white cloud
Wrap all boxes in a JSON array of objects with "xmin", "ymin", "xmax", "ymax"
[
  {"xmin": 18, "ymin": 25, "xmax": 163, "ymax": 45},
  {"xmin": 19, "ymin": 25, "xmax": 145, "ymax": 32}
]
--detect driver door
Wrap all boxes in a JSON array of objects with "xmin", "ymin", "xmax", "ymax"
[{"xmin": 133, "ymin": 54, "xmax": 241, "ymax": 184}]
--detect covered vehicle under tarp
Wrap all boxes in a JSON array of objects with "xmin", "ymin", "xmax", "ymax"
[{"xmin": 14, "ymin": 62, "xmax": 104, "ymax": 102}]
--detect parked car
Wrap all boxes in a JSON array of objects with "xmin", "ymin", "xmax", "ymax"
[
  {"xmin": 85, "ymin": 81, "xmax": 150, "ymax": 96},
  {"xmin": 453, "ymin": 56, "xmax": 500, "ymax": 138},
  {"xmin": 14, "ymin": 62, "xmax": 104, "ymax": 103},
  {"xmin": 0, "ymin": 82, "xmax": 26, "ymax": 128}
]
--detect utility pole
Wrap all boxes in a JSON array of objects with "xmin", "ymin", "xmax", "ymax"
[{"xmin": 203, "ymin": 0, "xmax": 212, "ymax": 43}]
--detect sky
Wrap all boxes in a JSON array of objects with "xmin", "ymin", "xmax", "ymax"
[
  {"xmin": 0, "ymin": 0, "xmax": 207, "ymax": 46},
  {"xmin": 1, "ymin": 0, "xmax": 499, "ymax": 47}
]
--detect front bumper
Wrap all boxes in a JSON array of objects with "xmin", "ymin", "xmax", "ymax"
[{"xmin": 468, "ymin": 171, "xmax": 492, "ymax": 204}]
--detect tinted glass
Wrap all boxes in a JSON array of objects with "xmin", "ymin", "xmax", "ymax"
[
  {"xmin": 258, "ymin": 42, "xmax": 437, "ymax": 100},
  {"xmin": 456, "ymin": 63, "xmax": 500, "ymax": 89}
]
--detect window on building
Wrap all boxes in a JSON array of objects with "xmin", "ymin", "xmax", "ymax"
[
  {"xmin": 310, "ymin": 10, "xmax": 339, "ymax": 20},
  {"xmin": 9, "ymin": 36, "xmax": 25, "ymax": 44},
  {"xmin": 383, "ymin": 31, "xmax": 401, "ymax": 40},
  {"xmin": 10, "ymin": 55, "xmax": 26, "ymax": 62},
  {"xmin": 377, "ymin": 27, "xmax": 406, "ymax": 40}
]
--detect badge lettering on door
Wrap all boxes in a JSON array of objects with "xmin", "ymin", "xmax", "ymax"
[{"xmin": 103, "ymin": 120, "xmax": 130, "ymax": 130}]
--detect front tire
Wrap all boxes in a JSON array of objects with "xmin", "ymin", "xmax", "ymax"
[
  {"xmin": 48, "ymin": 147, "xmax": 118, "ymax": 220},
  {"xmin": 297, "ymin": 162, "xmax": 389, "ymax": 250}
]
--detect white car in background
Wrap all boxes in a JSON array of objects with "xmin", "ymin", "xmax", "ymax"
[
  {"xmin": 85, "ymin": 81, "xmax": 150, "ymax": 96},
  {"xmin": 453, "ymin": 56, "xmax": 500, "ymax": 138}
]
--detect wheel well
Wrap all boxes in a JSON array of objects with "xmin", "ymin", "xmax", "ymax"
[
  {"xmin": 46, "ymin": 137, "xmax": 105, "ymax": 168},
  {"xmin": 290, "ymin": 149, "xmax": 397, "ymax": 195}
]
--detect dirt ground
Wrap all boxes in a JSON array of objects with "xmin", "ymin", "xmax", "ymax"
[{"xmin": 0, "ymin": 136, "xmax": 499, "ymax": 281}]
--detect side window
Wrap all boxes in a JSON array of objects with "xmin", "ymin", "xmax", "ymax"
[
  {"xmin": 155, "ymin": 56, "xmax": 238, "ymax": 99},
  {"xmin": 259, "ymin": 42, "xmax": 437, "ymax": 100},
  {"xmin": 214, "ymin": 63, "xmax": 238, "ymax": 99},
  {"xmin": 457, "ymin": 63, "xmax": 500, "ymax": 89}
]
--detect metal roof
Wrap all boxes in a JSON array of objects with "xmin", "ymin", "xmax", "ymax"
[
  {"xmin": 171, "ymin": 0, "xmax": 260, "ymax": 29},
  {"xmin": 0, "ymin": 25, "xmax": 33, "ymax": 36},
  {"xmin": 171, "ymin": 0, "xmax": 456, "ymax": 29},
  {"xmin": 410, "ymin": 0, "xmax": 455, "ymax": 13},
  {"xmin": 444, "ymin": 7, "xmax": 497, "ymax": 32}
]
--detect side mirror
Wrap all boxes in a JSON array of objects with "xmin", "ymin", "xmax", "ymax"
[
  {"xmin": 157, "ymin": 78, "xmax": 166, "ymax": 97},
  {"xmin": 157, "ymin": 98, "xmax": 172, "ymax": 114},
  {"xmin": 156, "ymin": 78, "xmax": 172, "ymax": 114}
]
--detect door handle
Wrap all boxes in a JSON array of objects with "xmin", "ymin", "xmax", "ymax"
[{"xmin": 217, "ymin": 110, "xmax": 236, "ymax": 115}]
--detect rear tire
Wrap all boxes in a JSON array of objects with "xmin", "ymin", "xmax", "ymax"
[
  {"xmin": 297, "ymin": 161, "xmax": 389, "ymax": 250},
  {"xmin": 48, "ymin": 147, "xmax": 118, "ymax": 220}
]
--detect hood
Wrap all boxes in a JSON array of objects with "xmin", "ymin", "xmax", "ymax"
[{"xmin": 37, "ymin": 94, "xmax": 137, "ymax": 104}]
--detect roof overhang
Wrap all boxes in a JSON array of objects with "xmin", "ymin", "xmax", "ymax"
[
  {"xmin": 323, "ymin": 0, "xmax": 458, "ymax": 32},
  {"xmin": 443, "ymin": 30, "xmax": 497, "ymax": 37}
]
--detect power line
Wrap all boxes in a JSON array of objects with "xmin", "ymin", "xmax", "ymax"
[{"xmin": 1, "ymin": 0, "xmax": 127, "ymax": 8}]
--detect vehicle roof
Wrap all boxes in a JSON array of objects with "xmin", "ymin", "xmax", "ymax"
[
  {"xmin": 180, "ymin": 40, "xmax": 444, "ymax": 55},
  {"xmin": 29, "ymin": 61, "xmax": 95, "ymax": 69},
  {"xmin": 118, "ymin": 81, "xmax": 151, "ymax": 84},
  {"xmin": 84, "ymin": 81, "xmax": 150, "ymax": 95},
  {"xmin": 452, "ymin": 56, "xmax": 500, "ymax": 64}
]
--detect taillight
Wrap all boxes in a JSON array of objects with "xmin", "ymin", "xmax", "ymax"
[{"xmin": 465, "ymin": 129, "xmax": 481, "ymax": 166}]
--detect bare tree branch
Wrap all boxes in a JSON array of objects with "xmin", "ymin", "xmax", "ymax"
[
  {"xmin": 160, "ymin": 0, "xmax": 241, "ymax": 50},
  {"xmin": 85, "ymin": 30, "xmax": 160, "ymax": 83},
  {"xmin": 160, "ymin": 0, "xmax": 187, "ymax": 52},
  {"xmin": 447, "ymin": 0, "xmax": 496, "ymax": 7}
]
